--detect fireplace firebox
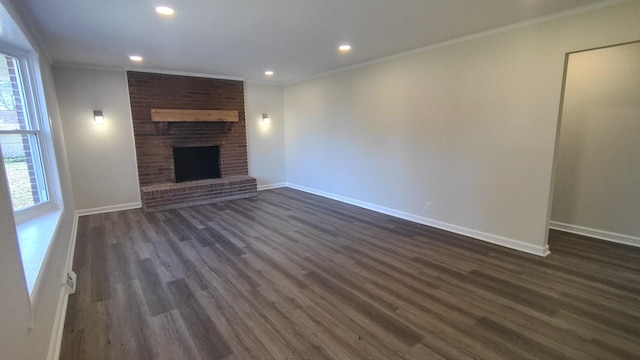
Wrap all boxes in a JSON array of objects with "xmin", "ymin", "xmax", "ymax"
[{"xmin": 173, "ymin": 145, "xmax": 221, "ymax": 183}]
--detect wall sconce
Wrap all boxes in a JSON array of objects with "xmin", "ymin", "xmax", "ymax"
[
  {"xmin": 262, "ymin": 113, "xmax": 271, "ymax": 125},
  {"xmin": 93, "ymin": 110, "xmax": 104, "ymax": 125}
]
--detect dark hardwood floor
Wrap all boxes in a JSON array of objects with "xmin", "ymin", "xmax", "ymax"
[{"xmin": 60, "ymin": 188, "xmax": 640, "ymax": 359}]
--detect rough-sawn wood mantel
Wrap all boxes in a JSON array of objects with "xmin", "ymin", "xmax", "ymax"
[{"xmin": 151, "ymin": 109, "xmax": 239, "ymax": 122}]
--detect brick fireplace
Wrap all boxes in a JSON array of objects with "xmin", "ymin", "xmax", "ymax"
[{"xmin": 127, "ymin": 71, "xmax": 257, "ymax": 211}]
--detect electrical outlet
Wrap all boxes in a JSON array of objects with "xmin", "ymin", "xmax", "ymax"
[
  {"xmin": 65, "ymin": 270, "xmax": 77, "ymax": 294},
  {"xmin": 426, "ymin": 202, "xmax": 433, "ymax": 213}
]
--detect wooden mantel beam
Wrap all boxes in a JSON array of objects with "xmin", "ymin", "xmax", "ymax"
[{"xmin": 151, "ymin": 109, "xmax": 239, "ymax": 122}]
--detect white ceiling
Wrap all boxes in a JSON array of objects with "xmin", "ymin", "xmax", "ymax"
[{"xmin": 18, "ymin": 0, "xmax": 609, "ymax": 83}]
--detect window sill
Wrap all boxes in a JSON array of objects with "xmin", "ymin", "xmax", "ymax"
[{"xmin": 16, "ymin": 208, "xmax": 62, "ymax": 294}]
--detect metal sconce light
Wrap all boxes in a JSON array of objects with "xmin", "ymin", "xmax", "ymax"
[
  {"xmin": 93, "ymin": 110, "xmax": 104, "ymax": 125},
  {"xmin": 262, "ymin": 113, "xmax": 271, "ymax": 125}
]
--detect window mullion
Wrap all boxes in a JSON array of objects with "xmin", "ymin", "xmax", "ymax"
[{"xmin": 0, "ymin": 130, "xmax": 39, "ymax": 135}]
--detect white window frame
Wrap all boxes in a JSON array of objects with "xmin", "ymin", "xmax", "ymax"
[
  {"xmin": 0, "ymin": 43, "xmax": 63, "ymax": 301},
  {"xmin": 0, "ymin": 46, "xmax": 60, "ymax": 224}
]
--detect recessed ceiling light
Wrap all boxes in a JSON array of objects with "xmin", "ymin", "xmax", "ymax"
[
  {"xmin": 265, "ymin": 70, "xmax": 274, "ymax": 76},
  {"xmin": 129, "ymin": 55, "xmax": 143, "ymax": 62},
  {"xmin": 338, "ymin": 44, "xmax": 352, "ymax": 53},
  {"xmin": 155, "ymin": 6, "xmax": 175, "ymax": 15}
]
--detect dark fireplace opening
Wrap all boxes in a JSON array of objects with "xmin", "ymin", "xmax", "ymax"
[{"xmin": 173, "ymin": 145, "xmax": 221, "ymax": 183}]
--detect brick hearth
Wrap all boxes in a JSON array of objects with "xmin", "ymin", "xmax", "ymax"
[
  {"xmin": 140, "ymin": 175, "xmax": 256, "ymax": 212},
  {"xmin": 127, "ymin": 71, "xmax": 257, "ymax": 211}
]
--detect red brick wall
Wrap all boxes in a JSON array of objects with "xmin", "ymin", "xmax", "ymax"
[
  {"xmin": 127, "ymin": 71, "xmax": 248, "ymax": 186},
  {"xmin": 6, "ymin": 56, "xmax": 40, "ymax": 203}
]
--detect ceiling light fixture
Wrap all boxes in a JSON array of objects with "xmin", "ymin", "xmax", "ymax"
[
  {"xmin": 338, "ymin": 44, "xmax": 352, "ymax": 53},
  {"xmin": 155, "ymin": 6, "xmax": 175, "ymax": 15},
  {"xmin": 265, "ymin": 70, "xmax": 274, "ymax": 76},
  {"xmin": 129, "ymin": 55, "xmax": 143, "ymax": 62}
]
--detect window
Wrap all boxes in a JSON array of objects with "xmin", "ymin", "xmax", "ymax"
[
  {"xmin": 0, "ymin": 52, "xmax": 50, "ymax": 214},
  {"xmin": 0, "ymin": 48, "xmax": 61, "ymax": 295}
]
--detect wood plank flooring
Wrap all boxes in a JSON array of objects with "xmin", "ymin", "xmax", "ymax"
[{"xmin": 60, "ymin": 188, "xmax": 640, "ymax": 359}]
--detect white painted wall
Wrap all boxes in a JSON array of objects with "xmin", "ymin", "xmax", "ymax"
[
  {"xmin": 53, "ymin": 66, "xmax": 140, "ymax": 211},
  {"xmin": 283, "ymin": 2, "xmax": 640, "ymax": 255},
  {"xmin": 245, "ymin": 83, "xmax": 287, "ymax": 188},
  {"xmin": 551, "ymin": 42, "xmax": 640, "ymax": 240},
  {"xmin": 0, "ymin": 1, "xmax": 77, "ymax": 359},
  {"xmin": 0, "ymin": 141, "xmax": 32, "ymax": 359}
]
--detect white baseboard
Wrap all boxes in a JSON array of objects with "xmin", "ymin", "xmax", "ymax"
[
  {"xmin": 76, "ymin": 201, "xmax": 142, "ymax": 216},
  {"xmin": 47, "ymin": 210, "xmax": 80, "ymax": 360},
  {"xmin": 286, "ymin": 183, "xmax": 549, "ymax": 257},
  {"xmin": 46, "ymin": 287, "xmax": 69, "ymax": 360},
  {"xmin": 550, "ymin": 221, "xmax": 640, "ymax": 248},
  {"xmin": 257, "ymin": 182, "xmax": 287, "ymax": 191}
]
